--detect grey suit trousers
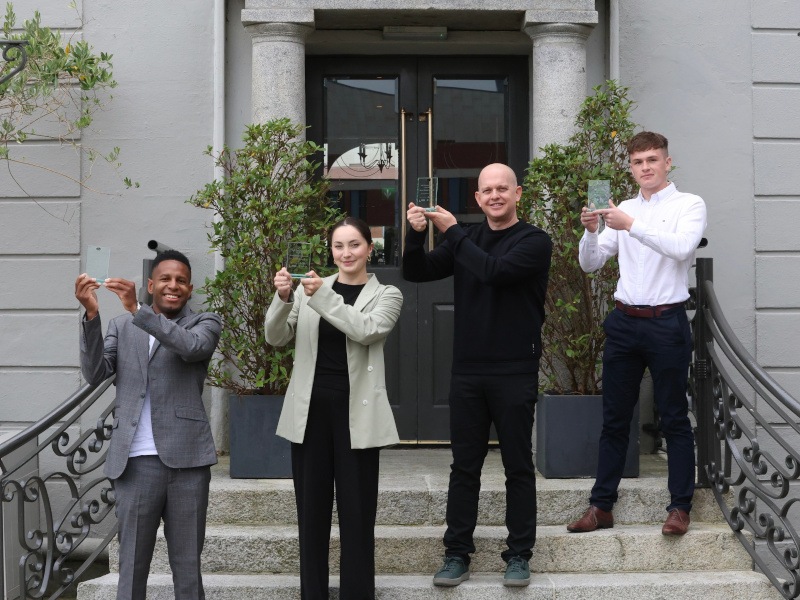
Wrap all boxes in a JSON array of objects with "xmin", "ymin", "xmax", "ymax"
[{"xmin": 113, "ymin": 455, "xmax": 211, "ymax": 600}]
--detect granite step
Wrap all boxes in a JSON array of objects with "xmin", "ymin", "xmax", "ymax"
[
  {"xmin": 78, "ymin": 571, "xmax": 782, "ymax": 600},
  {"xmin": 109, "ymin": 522, "xmax": 751, "ymax": 576},
  {"xmin": 207, "ymin": 452, "xmax": 724, "ymax": 527}
]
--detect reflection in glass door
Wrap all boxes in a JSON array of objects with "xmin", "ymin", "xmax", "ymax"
[
  {"xmin": 323, "ymin": 77, "xmax": 401, "ymax": 266},
  {"xmin": 431, "ymin": 77, "xmax": 508, "ymax": 226},
  {"xmin": 307, "ymin": 56, "xmax": 529, "ymax": 442}
]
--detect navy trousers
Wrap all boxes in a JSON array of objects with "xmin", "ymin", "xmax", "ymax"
[
  {"xmin": 444, "ymin": 372, "xmax": 538, "ymax": 565},
  {"xmin": 590, "ymin": 307, "xmax": 695, "ymax": 513}
]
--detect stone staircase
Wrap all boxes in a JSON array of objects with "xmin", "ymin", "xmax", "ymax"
[{"xmin": 77, "ymin": 449, "xmax": 781, "ymax": 599}]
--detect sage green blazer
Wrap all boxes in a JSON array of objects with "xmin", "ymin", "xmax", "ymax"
[{"xmin": 265, "ymin": 273, "xmax": 402, "ymax": 448}]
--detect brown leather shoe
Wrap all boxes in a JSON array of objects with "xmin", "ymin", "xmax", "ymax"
[
  {"xmin": 662, "ymin": 509, "xmax": 690, "ymax": 535},
  {"xmin": 566, "ymin": 505, "xmax": 614, "ymax": 533}
]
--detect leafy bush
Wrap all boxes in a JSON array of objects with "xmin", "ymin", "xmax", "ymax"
[
  {"xmin": 188, "ymin": 119, "xmax": 343, "ymax": 395},
  {"xmin": 0, "ymin": 3, "xmax": 134, "ymax": 189},
  {"xmin": 519, "ymin": 81, "xmax": 640, "ymax": 394}
]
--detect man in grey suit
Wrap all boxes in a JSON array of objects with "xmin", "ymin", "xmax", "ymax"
[{"xmin": 75, "ymin": 249, "xmax": 221, "ymax": 600}]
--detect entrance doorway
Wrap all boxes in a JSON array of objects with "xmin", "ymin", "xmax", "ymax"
[{"xmin": 306, "ymin": 56, "xmax": 529, "ymax": 442}]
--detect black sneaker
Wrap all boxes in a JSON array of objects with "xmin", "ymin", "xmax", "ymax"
[
  {"xmin": 503, "ymin": 556, "xmax": 531, "ymax": 587},
  {"xmin": 432, "ymin": 556, "xmax": 470, "ymax": 587}
]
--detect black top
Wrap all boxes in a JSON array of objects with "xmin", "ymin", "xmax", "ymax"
[
  {"xmin": 312, "ymin": 280, "xmax": 365, "ymax": 392},
  {"xmin": 403, "ymin": 220, "xmax": 552, "ymax": 375}
]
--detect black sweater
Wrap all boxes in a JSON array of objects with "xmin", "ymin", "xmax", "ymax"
[{"xmin": 403, "ymin": 220, "xmax": 552, "ymax": 375}]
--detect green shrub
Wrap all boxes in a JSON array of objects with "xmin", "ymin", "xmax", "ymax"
[
  {"xmin": 519, "ymin": 81, "xmax": 640, "ymax": 394},
  {"xmin": 188, "ymin": 119, "xmax": 343, "ymax": 395}
]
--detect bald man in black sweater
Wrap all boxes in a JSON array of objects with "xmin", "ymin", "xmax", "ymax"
[{"xmin": 403, "ymin": 163, "xmax": 552, "ymax": 587}]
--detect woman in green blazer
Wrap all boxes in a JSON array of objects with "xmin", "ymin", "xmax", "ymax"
[{"xmin": 265, "ymin": 217, "xmax": 402, "ymax": 600}]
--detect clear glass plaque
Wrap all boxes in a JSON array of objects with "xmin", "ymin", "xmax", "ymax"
[
  {"xmin": 588, "ymin": 180, "xmax": 611, "ymax": 211},
  {"xmin": 416, "ymin": 177, "xmax": 438, "ymax": 212},
  {"xmin": 85, "ymin": 246, "xmax": 110, "ymax": 282},
  {"xmin": 286, "ymin": 242, "xmax": 312, "ymax": 279}
]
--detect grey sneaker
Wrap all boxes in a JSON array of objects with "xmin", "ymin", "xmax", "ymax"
[
  {"xmin": 433, "ymin": 556, "xmax": 470, "ymax": 587},
  {"xmin": 504, "ymin": 556, "xmax": 530, "ymax": 587}
]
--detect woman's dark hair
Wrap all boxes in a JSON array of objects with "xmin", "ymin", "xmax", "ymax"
[{"xmin": 329, "ymin": 216, "xmax": 373, "ymax": 245}]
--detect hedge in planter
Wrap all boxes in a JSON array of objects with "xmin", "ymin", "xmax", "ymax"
[{"xmin": 188, "ymin": 119, "xmax": 343, "ymax": 477}]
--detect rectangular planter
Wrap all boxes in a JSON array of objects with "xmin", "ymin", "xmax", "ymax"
[
  {"xmin": 229, "ymin": 394, "xmax": 292, "ymax": 479},
  {"xmin": 535, "ymin": 394, "xmax": 639, "ymax": 478}
]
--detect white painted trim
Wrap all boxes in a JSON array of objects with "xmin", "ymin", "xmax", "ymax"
[
  {"xmin": 211, "ymin": 0, "xmax": 228, "ymax": 451},
  {"xmin": 609, "ymin": 0, "xmax": 620, "ymax": 81}
]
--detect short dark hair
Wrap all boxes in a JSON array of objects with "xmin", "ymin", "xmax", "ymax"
[
  {"xmin": 627, "ymin": 131, "xmax": 669, "ymax": 156},
  {"xmin": 329, "ymin": 217, "xmax": 373, "ymax": 245},
  {"xmin": 151, "ymin": 249, "xmax": 192, "ymax": 276}
]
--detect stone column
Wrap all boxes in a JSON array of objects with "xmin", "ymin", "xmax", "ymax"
[
  {"xmin": 243, "ymin": 9, "xmax": 314, "ymax": 127},
  {"xmin": 525, "ymin": 21, "xmax": 595, "ymax": 156}
]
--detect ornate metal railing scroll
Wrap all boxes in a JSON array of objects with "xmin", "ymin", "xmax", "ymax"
[
  {"xmin": 0, "ymin": 40, "xmax": 28, "ymax": 86},
  {"xmin": 0, "ymin": 376, "xmax": 116, "ymax": 600},
  {"xmin": 691, "ymin": 257, "xmax": 800, "ymax": 599}
]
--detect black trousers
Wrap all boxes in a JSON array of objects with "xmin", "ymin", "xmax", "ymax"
[
  {"xmin": 443, "ymin": 372, "xmax": 538, "ymax": 565},
  {"xmin": 590, "ymin": 307, "xmax": 695, "ymax": 512},
  {"xmin": 291, "ymin": 385, "xmax": 380, "ymax": 600}
]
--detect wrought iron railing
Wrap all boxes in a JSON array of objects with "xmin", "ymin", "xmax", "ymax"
[
  {"xmin": 691, "ymin": 257, "xmax": 800, "ymax": 598},
  {"xmin": 0, "ymin": 377, "xmax": 116, "ymax": 599}
]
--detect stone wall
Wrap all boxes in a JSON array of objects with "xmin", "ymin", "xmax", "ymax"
[{"xmin": 0, "ymin": 0, "xmax": 218, "ymax": 430}]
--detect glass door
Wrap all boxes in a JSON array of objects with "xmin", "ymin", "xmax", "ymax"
[
  {"xmin": 306, "ymin": 56, "xmax": 529, "ymax": 442},
  {"xmin": 323, "ymin": 76, "xmax": 403, "ymax": 266}
]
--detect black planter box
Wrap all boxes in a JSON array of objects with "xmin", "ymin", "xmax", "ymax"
[
  {"xmin": 535, "ymin": 394, "xmax": 639, "ymax": 478},
  {"xmin": 229, "ymin": 394, "xmax": 292, "ymax": 478}
]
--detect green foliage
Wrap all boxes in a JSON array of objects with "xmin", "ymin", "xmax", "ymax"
[
  {"xmin": 518, "ymin": 81, "xmax": 640, "ymax": 394},
  {"xmin": 188, "ymin": 119, "xmax": 344, "ymax": 395},
  {"xmin": 0, "ymin": 3, "xmax": 135, "ymax": 190}
]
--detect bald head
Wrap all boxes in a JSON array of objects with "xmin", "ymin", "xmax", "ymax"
[
  {"xmin": 478, "ymin": 163, "xmax": 518, "ymax": 189},
  {"xmin": 474, "ymin": 163, "xmax": 522, "ymax": 230}
]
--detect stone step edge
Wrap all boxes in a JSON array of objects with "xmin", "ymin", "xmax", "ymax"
[
  {"xmin": 208, "ymin": 476, "xmax": 706, "ymax": 493},
  {"xmin": 155, "ymin": 522, "xmax": 741, "ymax": 537},
  {"xmin": 108, "ymin": 521, "xmax": 751, "ymax": 576},
  {"xmin": 78, "ymin": 571, "xmax": 780, "ymax": 598},
  {"xmin": 205, "ymin": 484, "xmax": 725, "ymax": 527}
]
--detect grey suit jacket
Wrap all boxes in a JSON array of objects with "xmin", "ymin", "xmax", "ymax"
[{"xmin": 80, "ymin": 303, "xmax": 222, "ymax": 480}]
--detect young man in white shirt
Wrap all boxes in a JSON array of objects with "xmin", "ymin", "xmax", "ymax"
[{"xmin": 567, "ymin": 131, "xmax": 707, "ymax": 536}]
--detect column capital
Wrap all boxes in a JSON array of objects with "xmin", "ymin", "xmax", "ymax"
[
  {"xmin": 245, "ymin": 21, "xmax": 314, "ymax": 43},
  {"xmin": 242, "ymin": 8, "xmax": 314, "ymax": 28},
  {"xmin": 524, "ymin": 22, "xmax": 595, "ymax": 41}
]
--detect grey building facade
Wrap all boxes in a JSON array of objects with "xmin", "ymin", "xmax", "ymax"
[{"xmin": 0, "ymin": 0, "xmax": 797, "ymax": 446}]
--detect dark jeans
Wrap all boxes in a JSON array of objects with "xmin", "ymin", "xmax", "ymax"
[
  {"xmin": 590, "ymin": 307, "xmax": 695, "ymax": 513},
  {"xmin": 292, "ymin": 385, "xmax": 380, "ymax": 600},
  {"xmin": 444, "ymin": 372, "xmax": 538, "ymax": 565}
]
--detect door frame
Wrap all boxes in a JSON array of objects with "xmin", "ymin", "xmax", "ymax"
[{"xmin": 306, "ymin": 55, "xmax": 530, "ymax": 442}]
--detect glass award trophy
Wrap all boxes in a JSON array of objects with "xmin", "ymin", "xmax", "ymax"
[
  {"xmin": 416, "ymin": 176, "xmax": 438, "ymax": 212},
  {"xmin": 85, "ymin": 246, "xmax": 110, "ymax": 282},
  {"xmin": 286, "ymin": 242, "xmax": 312, "ymax": 278},
  {"xmin": 587, "ymin": 180, "xmax": 611, "ymax": 211}
]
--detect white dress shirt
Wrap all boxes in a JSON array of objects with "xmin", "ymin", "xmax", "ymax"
[
  {"xmin": 129, "ymin": 334, "xmax": 158, "ymax": 457},
  {"xmin": 579, "ymin": 182, "xmax": 707, "ymax": 306}
]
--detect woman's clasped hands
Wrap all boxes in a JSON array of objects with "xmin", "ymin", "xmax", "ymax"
[{"xmin": 274, "ymin": 267, "xmax": 324, "ymax": 301}]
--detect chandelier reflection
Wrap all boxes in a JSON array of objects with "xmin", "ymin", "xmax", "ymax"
[
  {"xmin": 327, "ymin": 142, "xmax": 397, "ymax": 179},
  {"xmin": 358, "ymin": 142, "xmax": 393, "ymax": 173}
]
